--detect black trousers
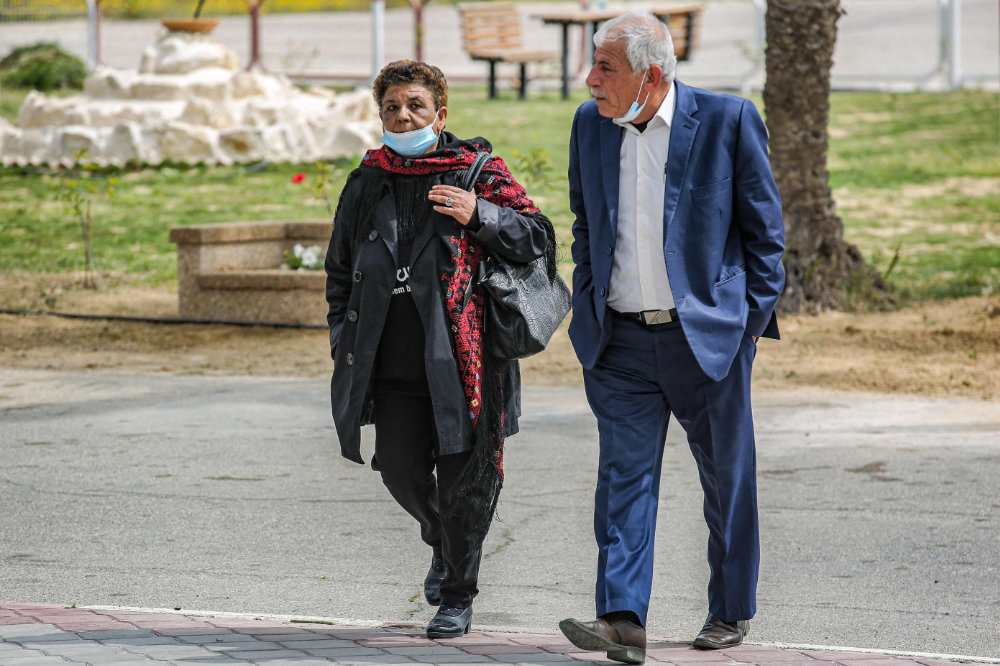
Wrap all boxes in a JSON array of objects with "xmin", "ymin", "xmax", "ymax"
[{"xmin": 372, "ymin": 390, "xmax": 481, "ymax": 609}]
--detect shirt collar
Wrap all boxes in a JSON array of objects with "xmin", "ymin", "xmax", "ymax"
[{"xmin": 622, "ymin": 81, "xmax": 676, "ymax": 135}]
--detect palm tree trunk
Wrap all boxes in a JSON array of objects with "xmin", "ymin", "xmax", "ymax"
[{"xmin": 764, "ymin": 0, "xmax": 887, "ymax": 312}]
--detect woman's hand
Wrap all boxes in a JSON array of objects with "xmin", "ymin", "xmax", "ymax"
[{"xmin": 429, "ymin": 185, "xmax": 477, "ymax": 226}]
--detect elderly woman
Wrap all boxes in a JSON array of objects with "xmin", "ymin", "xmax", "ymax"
[{"xmin": 324, "ymin": 60, "xmax": 555, "ymax": 638}]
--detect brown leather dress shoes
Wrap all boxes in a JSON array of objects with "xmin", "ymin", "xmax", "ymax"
[
  {"xmin": 692, "ymin": 613, "xmax": 749, "ymax": 649},
  {"xmin": 559, "ymin": 616, "xmax": 646, "ymax": 664}
]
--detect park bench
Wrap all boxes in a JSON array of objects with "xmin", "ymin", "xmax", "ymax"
[
  {"xmin": 457, "ymin": 2, "xmax": 559, "ymax": 99},
  {"xmin": 655, "ymin": 3, "xmax": 702, "ymax": 63}
]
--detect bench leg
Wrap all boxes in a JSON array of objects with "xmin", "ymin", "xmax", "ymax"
[
  {"xmin": 519, "ymin": 64, "xmax": 527, "ymax": 100},
  {"xmin": 488, "ymin": 61, "xmax": 497, "ymax": 99}
]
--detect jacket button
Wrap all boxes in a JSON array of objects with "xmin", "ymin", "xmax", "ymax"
[
  {"xmin": 599, "ymin": 287, "xmax": 606, "ymax": 297},
  {"xmin": 346, "ymin": 353, "xmax": 353, "ymax": 365},
  {"xmin": 353, "ymin": 271, "xmax": 362, "ymax": 282},
  {"xmin": 368, "ymin": 229, "xmax": 379, "ymax": 242},
  {"xmin": 347, "ymin": 310, "xmax": 358, "ymax": 322},
  {"xmin": 607, "ymin": 246, "xmax": 613, "ymax": 256}
]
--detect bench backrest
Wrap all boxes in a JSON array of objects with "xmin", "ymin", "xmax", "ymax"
[
  {"xmin": 661, "ymin": 6, "xmax": 702, "ymax": 62},
  {"xmin": 458, "ymin": 2, "xmax": 524, "ymax": 56}
]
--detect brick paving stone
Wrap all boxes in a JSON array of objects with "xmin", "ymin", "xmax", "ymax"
[
  {"xmin": 0, "ymin": 617, "xmax": 36, "ymax": 625},
  {"xmin": 318, "ymin": 628, "xmax": 407, "ymax": 640},
  {"xmin": 278, "ymin": 638, "xmax": 360, "ymax": 649},
  {"xmin": 240, "ymin": 660, "xmax": 336, "ymax": 666},
  {"xmin": 461, "ymin": 644, "xmax": 545, "ymax": 655},
  {"xmin": 155, "ymin": 627, "xmax": 239, "ymax": 637},
  {"xmin": 354, "ymin": 638, "xmax": 437, "ymax": 648},
  {"xmin": 644, "ymin": 646, "xmax": 738, "ymax": 664},
  {"xmin": 328, "ymin": 655, "xmax": 415, "ymax": 663},
  {"xmin": 0, "ymin": 657, "xmax": 79, "ymax": 664},
  {"xmin": 223, "ymin": 647, "xmax": 312, "ymax": 659},
  {"xmin": 100, "ymin": 636, "xmax": 175, "ymax": 647},
  {"xmin": 0, "ymin": 625, "xmax": 68, "ymax": 639},
  {"xmin": 383, "ymin": 644, "xmax": 469, "ymax": 656},
  {"xmin": 297, "ymin": 645, "xmax": 393, "ymax": 657},
  {"xmin": 206, "ymin": 640, "xmax": 287, "ymax": 651},
  {"xmin": 487, "ymin": 652, "xmax": 580, "ymax": 663},
  {"xmin": 177, "ymin": 632, "xmax": 260, "ymax": 644},
  {"xmin": 836, "ymin": 654, "xmax": 917, "ymax": 666},
  {"xmin": 250, "ymin": 632, "xmax": 342, "ymax": 642},
  {"xmin": 565, "ymin": 649, "xmax": 611, "ymax": 661},
  {"xmin": 409, "ymin": 655, "xmax": 496, "ymax": 663},
  {"xmin": 79, "ymin": 629, "xmax": 156, "ymax": 640},
  {"xmin": 119, "ymin": 643, "xmax": 220, "ymax": 659},
  {"xmin": 445, "ymin": 634, "xmax": 518, "ymax": 646}
]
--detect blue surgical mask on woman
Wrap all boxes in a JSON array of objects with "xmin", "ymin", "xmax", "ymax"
[
  {"xmin": 613, "ymin": 69, "xmax": 650, "ymax": 126},
  {"xmin": 381, "ymin": 110, "xmax": 441, "ymax": 157}
]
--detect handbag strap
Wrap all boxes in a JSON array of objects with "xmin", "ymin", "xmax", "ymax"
[{"xmin": 461, "ymin": 150, "xmax": 493, "ymax": 192}]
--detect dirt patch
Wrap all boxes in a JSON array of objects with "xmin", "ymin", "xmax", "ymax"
[{"xmin": 1, "ymin": 273, "xmax": 998, "ymax": 400}]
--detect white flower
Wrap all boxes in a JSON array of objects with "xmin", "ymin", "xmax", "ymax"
[
  {"xmin": 293, "ymin": 243, "xmax": 305, "ymax": 258},
  {"xmin": 301, "ymin": 246, "xmax": 320, "ymax": 267}
]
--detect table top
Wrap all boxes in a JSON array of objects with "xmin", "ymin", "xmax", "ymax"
[{"xmin": 534, "ymin": 3, "xmax": 702, "ymax": 24}]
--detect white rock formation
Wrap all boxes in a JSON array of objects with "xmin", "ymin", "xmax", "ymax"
[{"xmin": 1, "ymin": 30, "xmax": 381, "ymax": 166}]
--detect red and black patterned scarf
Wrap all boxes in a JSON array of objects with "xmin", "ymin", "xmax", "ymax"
[{"xmin": 351, "ymin": 134, "xmax": 541, "ymax": 545}]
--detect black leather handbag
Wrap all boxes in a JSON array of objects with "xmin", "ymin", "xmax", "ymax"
[{"xmin": 462, "ymin": 151, "xmax": 571, "ymax": 360}]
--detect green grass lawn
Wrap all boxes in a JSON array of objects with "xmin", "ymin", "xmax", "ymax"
[{"xmin": 1, "ymin": 86, "xmax": 998, "ymax": 301}]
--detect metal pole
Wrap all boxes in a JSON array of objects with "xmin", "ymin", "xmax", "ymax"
[
  {"xmin": 372, "ymin": 0, "xmax": 385, "ymax": 82},
  {"xmin": 85, "ymin": 0, "xmax": 99, "ymax": 69},
  {"xmin": 949, "ymin": 0, "xmax": 962, "ymax": 89}
]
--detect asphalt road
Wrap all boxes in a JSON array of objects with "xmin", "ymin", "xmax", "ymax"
[{"xmin": 2, "ymin": 368, "xmax": 998, "ymax": 659}]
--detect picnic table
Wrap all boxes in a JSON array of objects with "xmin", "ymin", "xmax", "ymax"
[{"xmin": 534, "ymin": 3, "xmax": 703, "ymax": 99}]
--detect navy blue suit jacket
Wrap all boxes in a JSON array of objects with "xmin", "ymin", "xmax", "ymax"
[{"xmin": 567, "ymin": 80, "xmax": 786, "ymax": 381}]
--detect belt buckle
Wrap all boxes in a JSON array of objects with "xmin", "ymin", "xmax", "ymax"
[{"xmin": 642, "ymin": 310, "xmax": 670, "ymax": 325}]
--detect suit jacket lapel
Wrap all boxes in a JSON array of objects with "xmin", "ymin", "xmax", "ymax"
[
  {"xmin": 599, "ymin": 118, "xmax": 624, "ymax": 237},
  {"xmin": 664, "ymin": 80, "xmax": 699, "ymax": 231}
]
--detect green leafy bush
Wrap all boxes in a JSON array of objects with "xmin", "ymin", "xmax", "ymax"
[{"xmin": 0, "ymin": 42, "xmax": 87, "ymax": 91}]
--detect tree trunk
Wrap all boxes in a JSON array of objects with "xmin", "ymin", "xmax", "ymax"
[{"xmin": 764, "ymin": 0, "xmax": 887, "ymax": 313}]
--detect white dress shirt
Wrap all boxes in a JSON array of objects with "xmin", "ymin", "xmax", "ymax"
[{"xmin": 607, "ymin": 82, "xmax": 677, "ymax": 313}]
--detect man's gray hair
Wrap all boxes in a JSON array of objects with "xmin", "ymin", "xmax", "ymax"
[{"xmin": 593, "ymin": 12, "xmax": 677, "ymax": 83}]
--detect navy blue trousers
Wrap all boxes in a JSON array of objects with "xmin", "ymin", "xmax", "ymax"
[{"xmin": 582, "ymin": 316, "xmax": 759, "ymax": 625}]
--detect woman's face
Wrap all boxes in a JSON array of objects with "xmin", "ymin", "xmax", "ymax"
[{"xmin": 379, "ymin": 83, "xmax": 447, "ymax": 135}]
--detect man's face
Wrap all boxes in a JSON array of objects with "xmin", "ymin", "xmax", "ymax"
[{"xmin": 585, "ymin": 40, "xmax": 644, "ymax": 119}]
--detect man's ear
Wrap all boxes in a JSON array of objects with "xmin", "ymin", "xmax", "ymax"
[
  {"xmin": 646, "ymin": 64, "xmax": 665, "ymax": 90},
  {"xmin": 435, "ymin": 106, "xmax": 448, "ymax": 133}
]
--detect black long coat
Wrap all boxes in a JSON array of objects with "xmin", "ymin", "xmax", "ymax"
[{"xmin": 324, "ymin": 165, "xmax": 549, "ymax": 464}]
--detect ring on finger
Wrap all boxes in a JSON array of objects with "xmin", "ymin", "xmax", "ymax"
[{"xmin": 444, "ymin": 197, "xmax": 454, "ymax": 208}]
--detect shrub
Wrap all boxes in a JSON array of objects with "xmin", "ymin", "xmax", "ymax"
[{"xmin": 0, "ymin": 42, "xmax": 87, "ymax": 91}]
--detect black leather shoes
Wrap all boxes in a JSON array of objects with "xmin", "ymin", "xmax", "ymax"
[
  {"xmin": 559, "ymin": 616, "xmax": 646, "ymax": 664},
  {"xmin": 426, "ymin": 605, "xmax": 472, "ymax": 639},
  {"xmin": 423, "ymin": 556, "xmax": 447, "ymax": 605},
  {"xmin": 692, "ymin": 613, "xmax": 749, "ymax": 649}
]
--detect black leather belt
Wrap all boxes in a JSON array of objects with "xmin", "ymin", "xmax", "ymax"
[{"xmin": 611, "ymin": 308, "xmax": 678, "ymax": 325}]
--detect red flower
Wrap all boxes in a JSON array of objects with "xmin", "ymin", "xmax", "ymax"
[{"xmin": 292, "ymin": 173, "xmax": 306, "ymax": 184}]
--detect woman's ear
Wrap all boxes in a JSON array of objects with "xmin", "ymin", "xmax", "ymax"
[{"xmin": 435, "ymin": 106, "xmax": 448, "ymax": 133}]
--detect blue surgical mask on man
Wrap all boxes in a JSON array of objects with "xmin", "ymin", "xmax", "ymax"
[
  {"xmin": 381, "ymin": 110, "xmax": 441, "ymax": 157},
  {"xmin": 613, "ymin": 69, "xmax": 650, "ymax": 126}
]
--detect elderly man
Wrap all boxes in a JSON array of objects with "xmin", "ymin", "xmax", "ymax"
[{"xmin": 558, "ymin": 12, "xmax": 785, "ymax": 663}]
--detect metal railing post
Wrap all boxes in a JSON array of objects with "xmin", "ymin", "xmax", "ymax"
[
  {"xmin": 948, "ymin": 0, "xmax": 962, "ymax": 89},
  {"xmin": 86, "ymin": 0, "xmax": 102, "ymax": 69}
]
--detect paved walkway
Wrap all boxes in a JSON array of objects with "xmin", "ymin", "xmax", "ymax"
[{"xmin": 3, "ymin": 602, "xmax": 995, "ymax": 665}]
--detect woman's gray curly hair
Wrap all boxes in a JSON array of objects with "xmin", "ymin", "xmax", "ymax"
[{"xmin": 594, "ymin": 12, "xmax": 677, "ymax": 83}]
